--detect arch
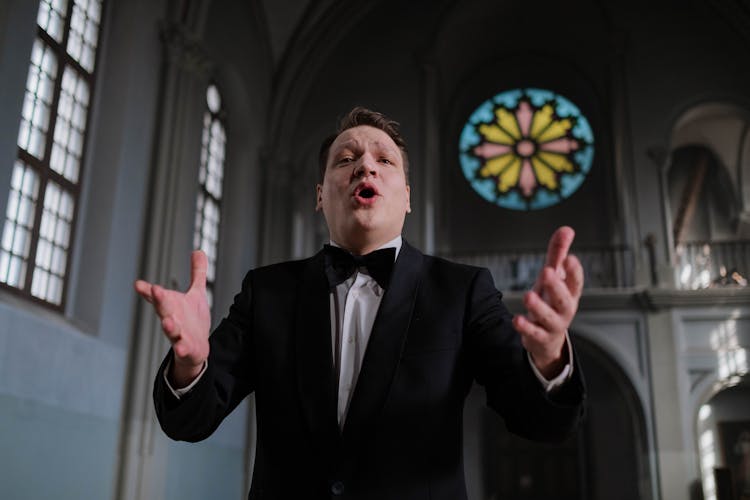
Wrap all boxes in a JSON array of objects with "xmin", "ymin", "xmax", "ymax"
[
  {"xmin": 574, "ymin": 335, "xmax": 654, "ymax": 500},
  {"xmin": 667, "ymin": 102, "xmax": 750, "ymax": 225},
  {"xmin": 693, "ymin": 378, "xmax": 750, "ymax": 500},
  {"xmin": 660, "ymin": 101, "xmax": 750, "ymax": 285},
  {"xmin": 463, "ymin": 333, "xmax": 654, "ymax": 500}
]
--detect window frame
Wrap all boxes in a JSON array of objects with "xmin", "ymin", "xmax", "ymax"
[
  {"xmin": 193, "ymin": 81, "xmax": 228, "ymax": 309},
  {"xmin": 0, "ymin": 0, "xmax": 106, "ymax": 311}
]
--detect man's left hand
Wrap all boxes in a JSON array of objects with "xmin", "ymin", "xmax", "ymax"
[{"xmin": 512, "ymin": 226, "xmax": 584, "ymax": 379}]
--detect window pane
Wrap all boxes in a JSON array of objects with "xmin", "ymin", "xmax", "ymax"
[
  {"xmin": 66, "ymin": 0, "xmax": 102, "ymax": 72},
  {"xmin": 206, "ymin": 85, "xmax": 221, "ymax": 113},
  {"xmin": 0, "ymin": 162, "xmax": 40, "ymax": 288},
  {"xmin": 51, "ymin": 66, "xmax": 89, "ymax": 183},
  {"xmin": 37, "ymin": 0, "xmax": 69, "ymax": 43},
  {"xmin": 18, "ymin": 40, "xmax": 58, "ymax": 160},
  {"xmin": 31, "ymin": 182, "xmax": 74, "ymax": 305}
]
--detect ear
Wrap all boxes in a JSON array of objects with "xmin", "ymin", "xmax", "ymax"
[
  {"xmin": 405, "ymin": 185, "xmax": 411, "ymax": 214},
  {"xmin": 315, "ymin": 184, "xmax": 323, "ymax": 211}
]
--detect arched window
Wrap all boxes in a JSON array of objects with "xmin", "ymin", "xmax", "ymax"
[
  {"xmin": 193, "ymin": 83, "xmax": 226, "ymax": 308},
  {"xmin": 0, "ymin": 0, "xmax": 104, "ymax": 308},
  {"xmin": 668, "ymin": 103, "xmax": 749, "ymax": 289}
]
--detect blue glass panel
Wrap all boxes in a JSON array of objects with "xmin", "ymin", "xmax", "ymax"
[{"xmin": 530, "ymin": 189, "xmax": 561, "ymax": 210}]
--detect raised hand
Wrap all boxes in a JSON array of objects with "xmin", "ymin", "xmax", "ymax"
[
  {"xmin": 512, "ymin": 226, "xmax": 584, "ymax": 379},
  {"xmin": 134, "ymin": 250, "xmax": 211, "ymax": 387}
]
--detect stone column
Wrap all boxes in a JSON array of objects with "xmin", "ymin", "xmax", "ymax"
[
  {"xmin": 419, "ymin": 59, "xmax": 439, "ymax": 255},
  {"xmin": 115, "ymin": 17, "xmax": 212, "ymax": 500}
]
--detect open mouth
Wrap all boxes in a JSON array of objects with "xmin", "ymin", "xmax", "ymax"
[{"xmin": 353, "ymin": 183, "xmax": 379, "ymax": 201}]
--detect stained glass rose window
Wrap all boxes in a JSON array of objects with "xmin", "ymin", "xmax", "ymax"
[{"xmin": 459, "ymin": 88, "xmax": 594, "ymax": 210}]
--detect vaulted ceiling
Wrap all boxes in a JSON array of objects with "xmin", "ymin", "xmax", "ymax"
[{"xmin": 260, "ymin": 0, "xmax": 310, "ymax": 64}]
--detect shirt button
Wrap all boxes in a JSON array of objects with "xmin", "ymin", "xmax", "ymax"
[
  {"xmin": 347, "ymin": 336, "xmax": 355, "ymax": 344},
  {"xmin": 331, "ymin": 480, "xmax": 344, "ymax": 495}
]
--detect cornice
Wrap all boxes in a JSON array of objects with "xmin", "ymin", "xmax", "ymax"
[{"xmin": 501, "ymin": 287, "xmax": 750, "ymax": 313}]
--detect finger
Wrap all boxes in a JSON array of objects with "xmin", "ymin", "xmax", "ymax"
[
  {"xmin": 189, "ymin": 250, "xmax": 208, "ymax": 292},
  {"xmin": 539, "ymin": 267, "xmax": 576, "ymax": 317},
  {"xmin": 523, "ymin": 289, "xmax": 567, "ymax": 335},
  {"xmin": 151, "ymin": 285, "xmax": 177, "ymax": 319},
  {"xmin": 513, "ymin": 313, "xmax": 552, "ymax": 351},
  {"xmin": 563, "ymin": 254, "xmax": 584, "ymax": 299},
  {"xmin": 134, "ymin": 280, "xmax": 154, "ymax": 303},
  {"xmin": 513, "ymin": 313, "xmax": 567, "ymax": 360},
  {"xmin": 161, "ymin": 315, "xmax": 182, "ymax": 343},
  {"xmin": 544, "ymin": 226, "xmax": 575, "ymax": 271}
]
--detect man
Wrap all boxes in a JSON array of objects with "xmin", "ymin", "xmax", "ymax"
[{"xmin": 136, "ymin": 107, "xmax": 585, "ymax": 499}]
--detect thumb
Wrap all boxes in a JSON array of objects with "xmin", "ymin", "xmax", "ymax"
[{"xmin": 189, "ymin": 250, "xmax": 208, "ymax": 292}]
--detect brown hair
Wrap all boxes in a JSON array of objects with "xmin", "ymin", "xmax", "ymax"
[{"xmin": 318, "ymin": 106, "xmax": 409, "ymax": 183}]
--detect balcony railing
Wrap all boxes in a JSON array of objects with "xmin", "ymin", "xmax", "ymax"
[
  {"xmin": 676, "ymin": 240, "xmax": 749, "ymax": 290},
  {"xmin": 441, "ymin": 245, "xmax": 635, "ymax": 291}
]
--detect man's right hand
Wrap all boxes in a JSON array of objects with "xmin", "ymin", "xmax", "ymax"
[{"xmin": 134, "ymin": 250, "xmax": 211, "ymax": 388}]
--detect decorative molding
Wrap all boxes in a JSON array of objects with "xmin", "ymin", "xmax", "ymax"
[
  {"xmin": 640, "ymin": 287, "xmax": 750, "ymax": 309},
  {"xmin": 501, "ymin": 286, "xmax": 750, "ymax": 314},
  {"xmin": 502, "ymin": 288, "xmax": 642, "ymax": 313},
  {"xmin": 159, "ymin": 22, "xmax": 214, "ymax": 77}
]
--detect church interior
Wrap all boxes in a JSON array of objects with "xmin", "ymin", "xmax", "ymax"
[{"xmin": 1, "ymin": 0, "xmax": 749, "ymax": 499}]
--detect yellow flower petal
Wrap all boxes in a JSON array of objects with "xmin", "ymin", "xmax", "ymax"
[
  {"xmin": 479, "ymin": 153, "xmax": 514, "ymax": 177},
  {"xmin": 536, "ymin": 151, "xmax": 574, "ymax": 173},
  {"xmin": 495, "ymin": 108, "xmax": 521, "ymax": 140},
  {"xmin": 497, "ymin": 156, "xmax": 522, "ymax": 193},
  {"xmin": 478, "ymin": 124, "xmax": 515, "ymax": 145},
  {"xmin": 531, "ymin": 156, "xmax": 558, "ymax": 190},
  {"xmin": 536, "ymin": 118, "xmax": 572, "ymax": 143},
  {"xmin": 529, "ymin": 104, "xmax": 554, "ymax": 139}
]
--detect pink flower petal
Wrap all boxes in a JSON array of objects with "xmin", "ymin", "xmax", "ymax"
[
  {"xmin": 539, "ymin": 137, "xmax": 579, "ymax": 154},
  {"xmin": 519, "ymin": 159, "xmax": 536, "ymax": 196},
  {"xmin": 473, "ymin": 143, "xmax": 512, "ymax": 159},
  {"xmin": 517, "ymin": 101, "xmax": 533, "ymax": 137}
]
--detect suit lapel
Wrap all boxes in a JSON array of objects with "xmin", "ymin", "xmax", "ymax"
[
  {"xmin": 342, "ymin": 240, "xmax": 423, "ymax": 442},
  {"xmin": 295, "ymin": 250, "xmax": 340, "ymax": 447}
]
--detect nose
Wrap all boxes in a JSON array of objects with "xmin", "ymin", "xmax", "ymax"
[{"xmin": 353, "ymin": 154, "xmax": 378, "ymax": 178}]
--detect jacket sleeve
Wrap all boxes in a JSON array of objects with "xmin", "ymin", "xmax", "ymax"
[
  {"xmin": 152, "ymin": 270, "xmax": 256, "ymax": 442},
  {"xmin": 464, "ymin": 267, "xmax": 586, "ymax": 442}
]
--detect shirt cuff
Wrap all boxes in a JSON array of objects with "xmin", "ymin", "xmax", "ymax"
[
  {"xmin": 527, "ymin": 331, "xmax": 574, "ymax": 393},
  {"xmin": 163, "ymin": 358, "xmax": 208, "ymax": 399}
]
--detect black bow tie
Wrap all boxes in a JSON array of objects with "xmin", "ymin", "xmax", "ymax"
[{"xmin": 323, "ymin": 244, "xmax": 396, "ymax": 290}]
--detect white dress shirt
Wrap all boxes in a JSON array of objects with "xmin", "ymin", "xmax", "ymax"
[{"xmin": 328, "ymin": 236, "xmax": 402, "ymax": 428}]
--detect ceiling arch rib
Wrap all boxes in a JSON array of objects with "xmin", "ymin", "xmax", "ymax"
[{"xmin": 266, "ymin": 0, "xmax": 382, "ymax": 160}]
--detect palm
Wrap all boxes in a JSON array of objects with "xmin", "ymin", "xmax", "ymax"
[
  {"xmin": 163, "ymin": 282, "xmax": 210, "ymax": 364},
  {"xmin": 135, "ymin": 250, "xmax": 211, "ymax": 369}
]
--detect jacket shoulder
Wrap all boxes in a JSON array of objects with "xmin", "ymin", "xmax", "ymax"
[
  {"xmin": 421, "ymin": 253, "xmax": 487, "ymax": 279},
  {"xmin": 245, "ymin": 257, "xmax": 316, "ymax": 290}
]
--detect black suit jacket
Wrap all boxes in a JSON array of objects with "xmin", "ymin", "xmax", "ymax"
[{"xmin": 153, "ymin": 240, "xmax": 585, "ymax": 500}]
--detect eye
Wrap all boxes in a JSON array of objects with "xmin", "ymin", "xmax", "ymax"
[
  {"xmin": 337, "ymin": 156, "xmax": 354, "ymax": 165},
  {"xmin": 379, "ymin": 157, "xmax": 393, "ymax": 165}
]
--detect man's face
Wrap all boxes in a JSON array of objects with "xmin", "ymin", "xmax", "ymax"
[{"xmin": 316, "ymin": 125, "xmax": 411, "ymax": 253}]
